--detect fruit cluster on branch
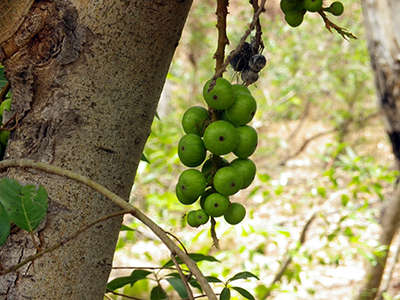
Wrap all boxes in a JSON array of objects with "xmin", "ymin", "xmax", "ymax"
[{"xmin": 177, "ymin": 79, "xmax": 259, "ymax": 228}]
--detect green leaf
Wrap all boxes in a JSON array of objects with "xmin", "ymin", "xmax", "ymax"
[
  {"xmin": 0, "ymin": 178, "xmax": 48, "ymax": 232},
  {"xmin": 106, "ymin": 276, "xmax": 133, "ymax": 291},
  {"xmin": 150, "ymin": 285, "xmax": 167, "ymax": 300},
  {"xmin": 188, "ymin": 278, "xmax": 202, "ymax": 291},
  {"xmin": 162, "ymin": 253, "xmax": 220, "ymax": 268},
  {"xmin": 106, "ymin": 270, "xmax": 151, "ymax": 291},
  {"xmin": 227, "ymin": 271, "xmax": 259, "ymax": 282},
  {"xmin": 120, "ymin": 224, "xmax": 135, "ymax": 231},
  {"xmin": 206, "ymin": 276, "xmax": 223, "ymax": 283},
  {"xmin": 232, "ymin": 286, "xmax": 256, "ymax": 300},
  {"xmin": 0, "ymin": 98, "xmax": 11, "ymax": 116},
  {"xmin": 166, "ymin": 277, "xmax": 188, "ymax": 299},
  {"xmin": 0, "ymin": 202, "xmax": 10, "ymax": 246},
  {"xmin": 141, "ymin": 153, "xmax": 150, "ymax": 164},
  {"xmin": 220, "ymin": 287, "xmax": 231, "ymax": 300}
]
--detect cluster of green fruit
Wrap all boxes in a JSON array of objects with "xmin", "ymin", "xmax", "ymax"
[
  {"xmin": 176, "ymin": 78, "xmax": 258, "ymax": 227},
  {"xmin": 281, "ymin": 0, "xmax": 344, "ymax": 27}
]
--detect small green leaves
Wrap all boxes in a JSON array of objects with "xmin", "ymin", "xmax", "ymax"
[
  {"xmin": 0, "ymin": 178, "xmax": 48, "ymax": 234},
  {"xmin": 220, "ymin": 287, "xmax": 231, "ymax": 300},
  {"xmin": 227, "ymin": 271, "xmax": 259, "ymax": 282},
  {"xmin": 162, "ymin": 253, "xmax": 219, "ymax": 268},
  {"xmin": 0, "ymin": 202, "xmax": 10, "ymax": 246},
  {"xmin": 166, "ymin": 277, "xmax": 188, "ymax": 299},
  {"xmin": 150, "ymin": 285, "xmax": 167, "ymax": 300},
  {"xmin": 106, "ymin": 270, "xmax": 151, "ymax": 291},
  {"xmin": 232, "ymin": 286, "xmax": 256, "ymax": 300},
  {"xmin": 141, "ymin": 153, "xmax": 151, "ymax": 163}
]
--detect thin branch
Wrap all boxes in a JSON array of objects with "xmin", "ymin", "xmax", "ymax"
[
  {"xmin": 104, "ymin": 293, "xmax": 114, "ymax": 300},
  {"xmin": 213, "ymin": 0, "xmax": 267, "ymax": 80},
  {"xmin": 378, "ymin": 233, "xmax": 400, "ymax": 300},
  {"xmin": 0, "ymin": 159, "xmax": 217, "ymax": 300},
  {"xmin": 112, "ymin": 266, "xmax": 176, "ymax": 271},
  {"xmin": 0, "ymin": 82, "xmax": 10, "ymax": 102},
  {"xmin": 0, "ymin": 209, "xmax": 131, "ymax": 276},
  {"xmin": 106, "ymin": 290, "xmax": 144, "ymax": 300},
  {"xmin": 171, "ymin": 253, "xmax": 195, "ymax": 300},
  {"xmin": 166, "ymin": 231, "xmax": 189, "ymax": 255},
  {"xmin": 265, "ymin": 213, "xmax": 317, "ymax": 298},
  {"xmin": 210, "ymin": 217, "xmax": 220, "ymax": 249},
  {"xmin": 214, "ymin": 0, "xmax": 229, "ymax": 74},
  {"xmin": 318, "ymin": 10, "xmax": 357, "ymax": 40},
  {"xmin": 249, "ymin": 0, "xmax": 263, "ymax": 52}
]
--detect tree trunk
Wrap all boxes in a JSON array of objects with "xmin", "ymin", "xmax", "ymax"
[
  {"xmin": 0, "ymin": 0, "xmax": 192, "ymax": 299},
  {"xmin": 358, "ymin": 1, "xmax": 400, "ymax": 299}
]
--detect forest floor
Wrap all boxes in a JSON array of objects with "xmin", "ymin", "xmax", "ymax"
[{"xmin": 110, "ymin": 112, "xmax": 400, "ymax": 300}]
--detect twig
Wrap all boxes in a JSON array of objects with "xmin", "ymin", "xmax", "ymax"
[
  {"xmin": 213, "ymin": 0, "xmax": 267, "ymax": 80},
  {"xmin": 279, "ymin": 129, "xmax": 336, "ymax": 166},
  {"xmin": 265, "ymin": 213, "xmax": 317, "ymax": 298},
  {"xmin": 0, "ymin": 159, "xmax": 217, "ymax": 300},
  {"xmin": 171, "ymin": 253, "xmax": 195, "ymax": 300},
  {"xmin": 0, "ymin": 209, "xmax": 131, "ymax": 276},
  {"xmin": 104, "ymin": 293, "xmax": 113, "ymax": 300},
  {"xmin": 166, "ymin": 231, "xmax": 189, "ymax": 255},
  {"xmin": 106, "ymin": 290, "xmax": 144, "ymax": 300},
  {"xmin": 0, "ymin": 82, "xmax": 10, "ymax": 102},
  {"xmin": 377, "ymin": 233, "xmax": 400, "ymax": 300},
  {"xmin": 318, "ymin": 11, "xmax": 357, "ymax": 40},
  {"xmin": 210, "ymin": 217, "xmax": 220, "ymax": 249},
  {"xmin": 214, "ymin": 0, "xmax": 229, "ymax": 74},
  {"xmin": 249, "ymin": 0, "xmax": 263, "ymax": 52}
]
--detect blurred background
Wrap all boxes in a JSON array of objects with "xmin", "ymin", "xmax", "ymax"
[{"xmin": 108, "ymin": 0, "xmax": 400, "ymax": 299}]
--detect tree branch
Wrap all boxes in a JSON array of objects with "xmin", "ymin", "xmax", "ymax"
[
  {"xmin": 0, "ymin": 159, "xmax": 217, "ymax": 300},
  {"xmin": 214, "ymin": 0, "xmax": 229, "ymax": 74},
  {"xmin": 171, "ymin": 253, "xmax": 195, "ymax": 300},
  {"xmin": 0, "ymin": 209, "xmax": 131, "ymax": 276}
]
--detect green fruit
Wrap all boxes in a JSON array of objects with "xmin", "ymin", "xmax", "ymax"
[
  {"xmin": 203, "ymin": 121, "xmax": 238, "ymax": 155},
  {"xmin": 187, "ymin": 210, "xmax": 209, "ymax": 227},
  {"xmin": 231, "ymin": 84, "xmax": 251, "ymax": 96},
  {"xmin": 182, "ymin": 106, "xmax": 209, "ymax": 136},
  {"xmin": 200, "ymin": 188, "xmax": 216, "ymax": 209},
  {"xmin": 213, "ymin": 167, "xmax": 242, "ymax": 196},
  {"xmin": 224, "ymin": 203, "xmax": 246, "ymax": 225},
  {"xmin": 285, "ymin": 10, "xmax": 305, "ymax": 27},
  {"xmin": 204, "ymin": 193, "xmax": 230, "ymax": 217},
  {"xmin": 178, "ymin": 134, "xmax": 206, "ymax": 167},
  {"xmin": 203, "ymin": 78, "xmax": 234, "ymax": 110},
  {"xmin": 280, "ymin": 0, "xmax": 298, "ymax": 13},
  {"xmin": 234, "ymin": 126, "xmax": 258, "ymax": 159},
  {"xmin": 176, "ymin": 169, "xmax": 207, "ymax": 205},
  {"xmin": 201, "ymin": 157, "xmax": 229, "ymax": 183},
  {"xmin": 230, "ymin": 158, "xmax": 256, "ymax": 189},
  {"xmin": 226, "ymin": 92, "xmax": 257, "ymax": 126},
  {"xmin": 326, "ymin": 1, "xmax": 344, "ymax": 16},
  {"xmin": 303, "ymin": 0, "xmax": 322, "ymax": 12}
]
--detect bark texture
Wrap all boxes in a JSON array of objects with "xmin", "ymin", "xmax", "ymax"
[
  {"xmin": 0, "ymin": 0, "xmax": 192, "ymax": 299},
  {"xmin": 358, "ymin": 1, "xmax": 400, "ymax": 299}
]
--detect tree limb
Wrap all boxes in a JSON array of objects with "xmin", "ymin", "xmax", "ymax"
[{"xmin": 0, "ymin": 159, "xmax": 218, "ymax": 300}]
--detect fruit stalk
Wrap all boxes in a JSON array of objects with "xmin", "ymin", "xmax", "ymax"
[{"xmin": 214, "ymin": 0, "xmax": 230, "ymax": 74}]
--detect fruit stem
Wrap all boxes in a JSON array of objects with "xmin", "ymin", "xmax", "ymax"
[
  {"xmin": 210, "ymin": 217, "xmax": 220, "ymax": 249},
  {"xmin": 214, "ymin": 0, "xmax": 230, "ymax": 75}
]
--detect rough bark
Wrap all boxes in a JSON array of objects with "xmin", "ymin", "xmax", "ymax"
[
  {"xmin": 0, "ymin": 0, "xmax": 192, "ymax": 299},
  {"xmin": 358, "ymin": 1, "xmax": 400, "ymax": 299}
]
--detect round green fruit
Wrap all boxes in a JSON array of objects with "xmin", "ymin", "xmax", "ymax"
[
  {"xmin": 203, "ymin": 121, "xmax": 238, "ymax": 155},
  {"xmin": 182, "ymin": 106, "xmax": 209, "ymax": 136},
  {"xmin": 203, "ymin": 78, "xmax": 234, "ymax": 110},
  {"xmin": 187, "ymin": 209, "xmax": 209, "ymax": 227},
  {"xmin": 176, "ymin": 169, "xmax": 207, "ymax": 204},
  {"xmin": 234, "ymin": 126, "xmax": 258, "ymax": 159},
  {"xmin": 224, "ymin": 203, "xmax": 246, "ymax": 225},
  {"xmin": 303, "ymin": 0, "xmax": 322, "ymax": 12},
  {"xmin": 178, "ymin": 134, "xmax": 206, "ymax": 167},
  {"xmin": 226, "ymin": 92, "xmax": 257, "ymax": 126},
  {"xmin": 285, "ymin": 10, "xmax": 305, "ymax": 27},
  {"xmin": 201, "ymin": 157, "xmax": 229, "ymax": 183},
  {"xmin": 280, "ymin": 0, "xmax": 298, "ymax": 13},
  {"xmin": 200, "ymin": 188, "xmax": 216, "ymax": 209},
  {"xmin": 327, "ymin": 1, "xmax": 344, "ymax": 16},
  {"xmin": 213, "ymin": 167, "xmax": 243, "ymax": 196},
  {"xmin": 204, "ymin": 193, "xmax": 230, "ymax": 217},
  {"xmin": 230, "ymin": 158, "xmax": 256, "ymax": 189},
  {"xmin": 231, "ymin": 84, "xmax": 251, "ymax": 96}
]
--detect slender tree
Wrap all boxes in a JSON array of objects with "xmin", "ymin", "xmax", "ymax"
[
  {"xmin": 0, "ymin": 0, "xmax": 192, "ymax": 298},
  {"xmin": 358, "ymin": 1, "xmax": 400, "ymax": 299}
]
